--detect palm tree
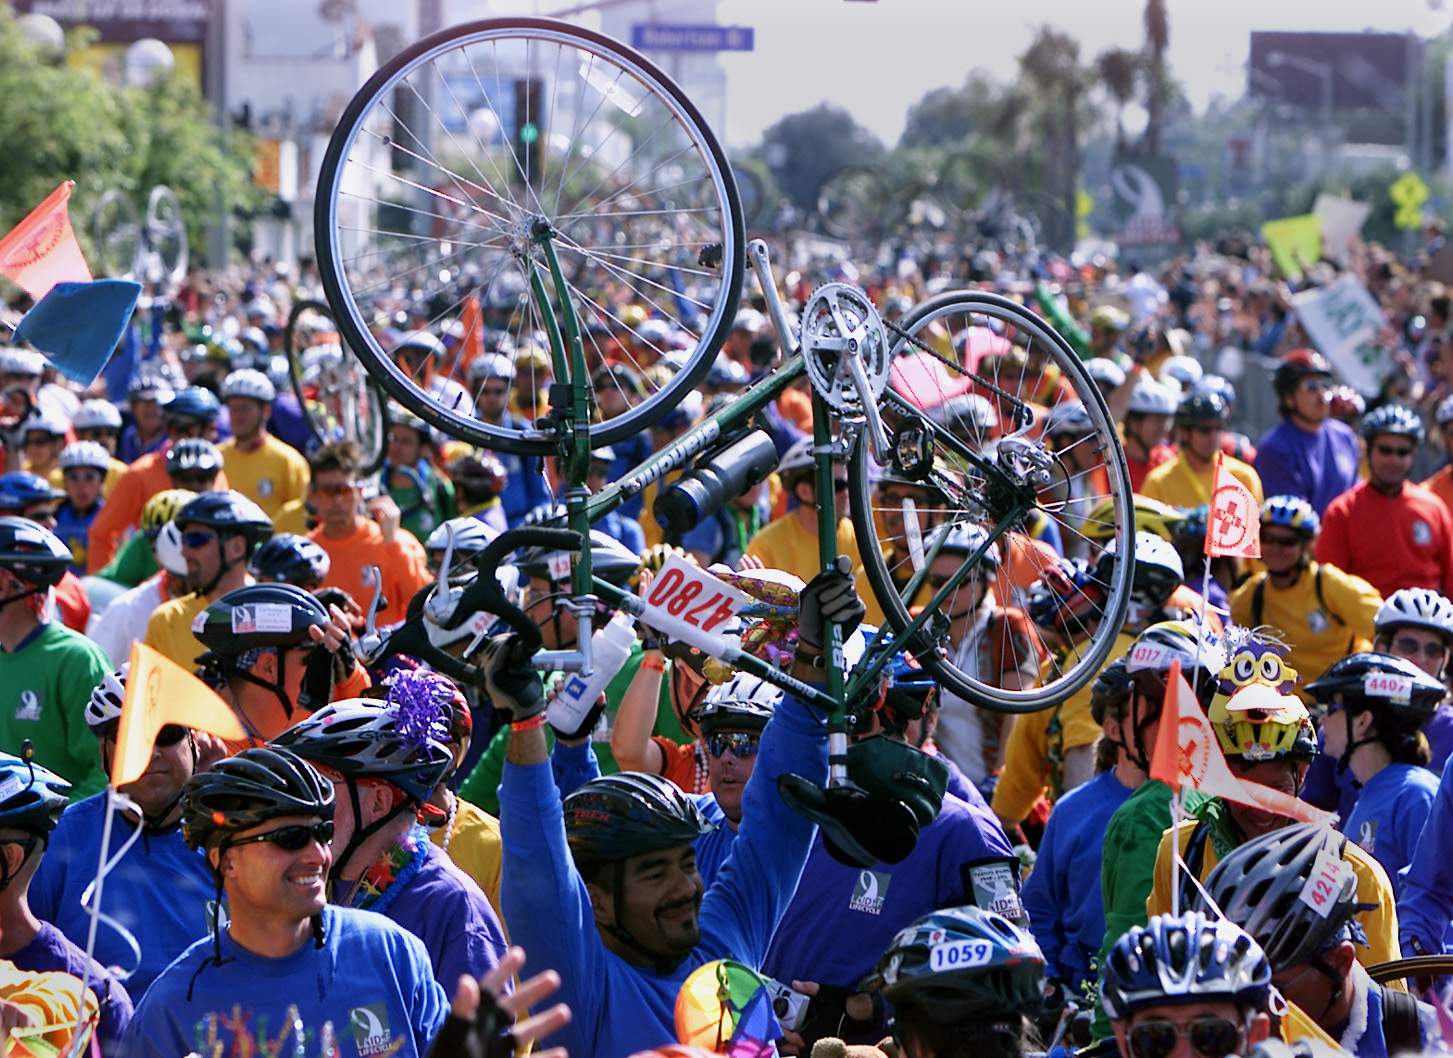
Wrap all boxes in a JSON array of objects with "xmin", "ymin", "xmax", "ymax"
[
  {"xmin": 1142, "ymin": 0, "xmax": 1169, "ymax": 157},
  {"xmin": 1097, "ymin": 48, "xmax": 1142, "ymax": 153}
]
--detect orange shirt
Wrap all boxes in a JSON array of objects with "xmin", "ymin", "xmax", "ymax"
[
  {"xmin": 1424, "ymin": 464, "xmax": 1453, "ymax": 520},
  {"xmin": 308, "ymin": 519, "xmax": 432, "ymax": 627},
  {"xmin": 86, "ymin": 451, "xmax": 230, "ymax": 572}
]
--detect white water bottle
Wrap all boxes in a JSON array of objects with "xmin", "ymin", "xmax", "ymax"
[{"xmin": 548, "ymin": 612, "xmax": 636, "ymax": 737}]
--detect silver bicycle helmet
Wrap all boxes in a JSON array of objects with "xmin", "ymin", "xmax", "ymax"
[{"xmin": 1374, "ymin": 587, "xmax": 1453, "ymax": 641}]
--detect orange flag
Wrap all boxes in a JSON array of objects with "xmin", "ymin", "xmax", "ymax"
[
  {"xmin": 457, "ymin": 293, "xmax": 484, "ymax": 372},
  {"xmin": 112, "ymin": 643, "xmax": 246, "ymax": 787},
  {"xmin": 1150, "ymin": 660, "xmax": 1336, "ymax": 825},
  {"xmin": 0, "ymin": 182, "xmax": 91, "ymax": 301},
  {"xmin": 1205, "ymin": 452, "xmax": 1260, "ymax": 558}
]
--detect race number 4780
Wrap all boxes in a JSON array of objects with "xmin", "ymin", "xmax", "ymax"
[{"xmin": 642, "ymin": 556, "xmax": 749, "ymax": 634}]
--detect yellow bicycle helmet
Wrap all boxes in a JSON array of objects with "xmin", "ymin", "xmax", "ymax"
[
  {"xmin": 1208, "ymin": 682, "xmax": 1316, "ymax": 763},
  {"xmin": 139, "ymin": 488, "xmax": 197, "ymax": 537},
  {"xmin": 1083, "ymin": 494, "xmax": 1185, "ymax": 544}
]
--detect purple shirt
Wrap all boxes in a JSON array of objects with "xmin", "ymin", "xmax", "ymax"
[
  {"xmin": 14, "ymin": 921, "xmax": 132, "ymax": 1055},
  {"xmin": 381, "ymin": 842, "xmax": 509, "ymax": 991},
  {"xmin": 1254, "ymin": 417, "xmax": 1361, "ymax": 516}
]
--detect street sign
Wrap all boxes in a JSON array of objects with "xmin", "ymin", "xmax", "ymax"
[{"xmin": 631, "ymin": 24, "xmax": 754, "ymax": 52}]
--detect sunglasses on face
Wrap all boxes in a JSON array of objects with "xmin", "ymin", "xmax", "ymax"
[
  {"xmin": 310, "ymin": 482, "xmax": 359, "ymax": 498},
  {"xmin": 1260, "ymin": 532, "xmax": 1302, "ymax": 548},
  {"xmin": 705, "ymin": 732, "xmax": 760, "ymax": 759},
  {"xmin": 22, "ymin": 436, "xmax": 55, "ymax": 448},
  {"xmin": 180, "ymin": 530, "xmax": 219, "ymax": 549},
  {"xmin": 1127, "ymin": 1016, "xmax": 1243, "ymax": 1058},
  {"xmin": 229, "ymin": 820, "xmax": 334, "ymax": 852},
  {"xmin": 1392, "ymin": 636, "xmax": 1449, "ymax": 660},
  {"xmin": 102, "ymin": 723, "xmax": 188, "ymax": 747},
  {"xmin": 171, "ymin": 474, "xmax": 216, "ymax": 489},
  {"xmin": 63, "ymin": 469, "xmax": 102, "ymax": 482},
  {"xmin": 1299, "ymin": 378, "xmax": 1331, "ymax": 393},
  {"xmin": 1373, "ymin": 445, "xmax": 1415, "ymax": 458}
]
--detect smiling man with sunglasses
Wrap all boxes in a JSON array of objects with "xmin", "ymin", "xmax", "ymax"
[
  {"xmin": 123, "ymin": 745, "xmax": 447, "ymax": 1058},
  {"xmin": 1101, "ymin": 912, "xmax": 1272, "ymax": 1058}
]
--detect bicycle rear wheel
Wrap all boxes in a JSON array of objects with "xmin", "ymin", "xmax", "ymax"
[
  {"xmin": 285, "ymin": 299, "xmax": 388, "ymax": 475},
  {"xmin": 314, "ymin": 17, "xmax": 743, "ymax": 455},
  {"xmin": 848, "ymin": 290, "xmax": 1133, "ymax": 711}
]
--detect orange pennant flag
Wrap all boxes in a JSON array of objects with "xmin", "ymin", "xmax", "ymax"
[
  {"xmin": 112, "ymin": 643, "xmax": 246, "ymax": 787},
  {"xmin": 1149, "ymin": 661, "xmax": 1336, "ymax": 826},
  {"xmin": 457, "ymin": 293, "xmax": 484, "ymax": 372},
  {"xmin": 1205, "ymin": 452, "xmax": 1260, "ymax": 559},
  {"xmin": 0, "ymin": 182, "xmax": 92, "ymax": 302}
]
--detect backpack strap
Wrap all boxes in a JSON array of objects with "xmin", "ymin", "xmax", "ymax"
[
  {"xmin": 1380, "ymin": 984, "xmax": 1421, "ymax": 1056},
  {"xmin": 1250, "ymin": 576, "xmax": 1265, "ymax": 629}
]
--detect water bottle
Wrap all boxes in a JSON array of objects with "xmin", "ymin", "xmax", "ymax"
[{"xmin": 548, "ymin": 611, "xmax": 636, "ymax": 737}]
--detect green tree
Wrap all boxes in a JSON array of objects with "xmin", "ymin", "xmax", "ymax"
[
  {"xmin": 1096, "ymin": 47, "xmax": 1141, "ymax": 153},
  {"xmin": 0, "ymin": 8, "xmax": 258, "ymax": 276},
  {"xmin": 757, "ymin": 103, "xmax": 884, "ymax": 214},
  {"xmin": 1020, "ymin": 26, "xmax": 1089, "ymax": 251},
  {"xmin": 1141, "ymin": 0, "xmax": 1170, "ymax": 157}
]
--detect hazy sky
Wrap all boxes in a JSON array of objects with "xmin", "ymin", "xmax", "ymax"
[{"xmin": 472, "ymin": 0, "xmax": 1452, "ymax": 148}]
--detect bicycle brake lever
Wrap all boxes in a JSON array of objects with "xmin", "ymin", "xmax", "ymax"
[
  {"xmin": 363, "ymin": 567, "xmax": 384, "ymax": 636},
  {"xmin": 356, "ymin": 566, "xmax": 386, "ymax": 664},
  {"xmin": 423, "ymin": 527, "xmax": 458, "ymax": 627}
]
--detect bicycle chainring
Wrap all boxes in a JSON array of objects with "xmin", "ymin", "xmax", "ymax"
[{"xmin": 800, "ymin": 283, "xmax": 890, "ymax": 415}]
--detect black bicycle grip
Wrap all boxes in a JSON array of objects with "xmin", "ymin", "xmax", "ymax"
[{"xmin": 457, "ymin": 527, "xmax": 581, "ymax": 655}]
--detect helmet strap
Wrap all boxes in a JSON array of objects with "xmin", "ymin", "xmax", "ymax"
[
  {"xmin": 597, "ymin": 860, "xmax": 686, "ymax": 973},
  {"xmin": 328, "ymin": 779, "xmax": 412, "ymax": 886},
  {"xmin": 229, "ymin": 651, "xmax": 299, "ymax": 723}
]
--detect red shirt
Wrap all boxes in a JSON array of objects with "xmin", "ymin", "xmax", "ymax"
[{"xmin": 1317, "ymin": 479, "xmax": 1453, "ymax": 598}]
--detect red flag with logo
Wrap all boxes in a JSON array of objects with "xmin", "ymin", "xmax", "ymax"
[
  {"xmin": 0, "ymin": 181, "xmax": 91, "ymax": 301},
  {"xmin": 1205, "ymin": 452, "xmax": 1261, "ymax": 558},
  {"xmin": 1149, "ymin": 661, "xmax": 1335, "ymax": 825}
]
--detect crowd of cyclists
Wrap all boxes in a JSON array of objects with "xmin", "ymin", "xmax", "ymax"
[{"xmin": 1, "ymin": 223, "xmax": 1453, "ymax": 1058}]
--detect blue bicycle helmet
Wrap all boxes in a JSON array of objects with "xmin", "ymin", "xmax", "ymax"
[
  {"xmin": 1260, "ymin": 495, "xmax": 1319, "ymax": 537},
  {"xmin": 1100, "ymin": 911, "xmax": 1272, "ymax": 1021},
  {"xmin": 162, "ymin": 387, "xmax": 221, "ymax": 423},
  {"xmin": 1360, "ymin": 403, "xmax": 1425, "ymax": 445},
  {"xmin": 249, "ymin": 533, "xmax": 331, "ymax": 586},
  {"xmin": 863, "ymin": 906, "xmax": 1045, "ymax": 1037},
  {"xmin": 0, "ymin": 473, "xmax": 63, "ymax": 512},
  {"xmin": 0, "ymin": 753, "xmax": 69, "ymax": 836}
]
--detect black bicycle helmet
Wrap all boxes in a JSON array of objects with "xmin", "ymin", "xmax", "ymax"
[
  {"xmin": 0, "ymin": 517, "xmax": 73, "ymax": 588},
  {"xmin": 193, "ymin": 582, "xmax": 331, "ymax": 655},
  {"xmin": 174, "ymin": 490, "xmax": 274, "ymax": 546},
  {"xmin": 563, "ymin": 772, "xmax": 715, "ymax": 874},
  {"xmin": 1174, "ymin": 391, "xmax": 1229, "ymax": 428},
  {"xmin": 249, "ymin": 533, "xmax": 331, "ymax": 586},
  {"xmin": 516, "ymin": 529, "xmax": 640, "ymax": 587},
  {"xmin": 862, "ymin": 906, "xmax": 1045, "ymax": 1037},
  {"xmin": 0, "ymin": 473, "xmax": 63, "ymax": 513},
  {"xmin": 0, "ymin": 754, "xmax": 69, "ymax": 835},
  {"xmin": 271, "ymin": 698, "xmax": 453, "ymax": 804},
  {"xmin": 1194, "ymin": 823, "xmax": 1360, "ymax": 974},
  {"xmin": 1305, "ymin": 652, "xmax": 1446, "ymax": 726},
  {"xmin": 1090, "ymin": 656, "xmax": 1133, "ymax": 726},
  {"xmin": 165, "ymin": 438, "xmax": 224, "ymax": 476},
  {"xmin": 1360, "ymin": 403, "xmax": 1425, "ymax": 445},
  {"xmin": 181, "ymin": 745, "xmax": 335, "ymax": 851},
  {"xmin": 1100, "ymin": 911, "xmax": 1272, "ymax": 1021},
  {"xmin": 162, "ymin": 387, "xmax": 221, "ymax": 424}
]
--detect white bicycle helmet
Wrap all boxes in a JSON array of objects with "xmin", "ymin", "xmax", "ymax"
[
  {"xmin": 221, "ymin": 368, "xmax": 278, "ymax": 403},
  {"xmin": 86, "ymin": 665, "xmax": 128, "ymax": 731},
  {"xmin": 72, "ymin": 400, "xmax": 123, "ymax": 431},
  {"xmin": 1438, "ymin": 393, "xmax": 1453, "ymax": 427},
  {"xmin": 59, "ymin": 442, "xmax": 111, "ymax": 473},
  {"xmin": 1127, "ymin": 378, "xmax": 1178, "ymax": 417},
  {"xmin": 1375, "ymin": 587, "xmax": 1453, "ymax": 641}
]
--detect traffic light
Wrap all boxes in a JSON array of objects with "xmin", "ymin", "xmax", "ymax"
[{"xmin": 514, "ymin": 78, "xmax": 543, "ymax": 187}]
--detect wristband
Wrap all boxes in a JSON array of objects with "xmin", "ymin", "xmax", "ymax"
[
  {"xmin": 794, "ymin": 650, "xmax": 826, "ymax": 670},
  {"xmin": 640, "ymin": 653, "xmax": 666, "ymax": 673},
  {"xmin": 511, "ymin": 713, "xmax": 548, "ymax": 733}
]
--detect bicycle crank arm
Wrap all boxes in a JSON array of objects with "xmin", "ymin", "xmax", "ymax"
[{"xmin": 747, "ymin": 239, "xmax": 799, "ymax": 357}]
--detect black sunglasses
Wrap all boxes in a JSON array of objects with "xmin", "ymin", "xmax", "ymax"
[
  {"xmin": 229, "ymin": 821, "xmax": 334, "ymax": 852},
  {"xmin": 101, "ymin": 723, "xmax": 187, "ymax": 747},
  {"xmin": 1128, "ymin": 1016, "xmax": 1243, "ymax": 1058},
  {"xmin": 705, "ymin": 732, "xmax": 760, "ymax": 759}
]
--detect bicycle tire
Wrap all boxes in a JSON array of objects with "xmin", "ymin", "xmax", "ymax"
[
  {"xmin": 285, "ymin": 299, "xmax": 388, "ymax": 475},
  {"xmin": 313, "ymin": 16, "xmax": 743, "ymax": 456},
  {"xmin": 848, "ymin": 290, "xmax": 1134, "ymax": 711},
  {"xmin": 144, "ymin": 185, "xmax": 189, "ymax": 287},
  {"xmin": 815, "ymin": 165, "xmax": 885, "ymax": 242},
  {"xmin": 92, "ymin": 189, "xmax": 141, "ymax": 279}
]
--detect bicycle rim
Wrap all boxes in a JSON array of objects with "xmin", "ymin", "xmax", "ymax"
[
  {"xmin": 314, "ymin": 17, "xmax": 743, "ymax": 456},
  {"xmin": 848, "ymin": 290, "xmax": 1134, "ymax": 711},
  {"xmin": 285, "ymin": 299, "xmax": 388, "ymax": 473},
  {"xmin": 92, "ymin": 190, "xmax": 140, "ymax": 280}
]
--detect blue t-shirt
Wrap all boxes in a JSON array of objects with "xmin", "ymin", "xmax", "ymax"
[
  {"xmin": 760, "ymin": 792, "xmax": 1020, "ymax": 995},
  {"xmin": 120, "ymin": 905, "xmax": 446, "ymax": 1058},
  {"xmin": 53, "ymin": 500, "xmax": 100, "ymax": 575},
  {"xmin": 1397, "ymin": 758, "xmax": 1453, "ymax": 954},
  {"xmin": 1254, "ymin": 417, "xmax": 1361, "ymax": 516},
  {"xmin": 1021, "ymin": 770, "xmax": 1135, "ymax": 991},
  {"xmin": 32, "ymin": 793, "xmax": 217, "ymax": 997},
  {"xmin": 1345, "ymin": 763, "xmax": 1438, "ymax": 898},
  {"xmin": 378, "ymin": 839, "xmax": 509, "ymax": 990},
  {"xmin": 499, "ymin": 692, "xmax": 825, "ymax": 1058}
]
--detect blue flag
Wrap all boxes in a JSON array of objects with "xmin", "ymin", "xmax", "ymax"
[{"xmin": 12, "ymin": 279, "xmax": 143, "ymax": 388}]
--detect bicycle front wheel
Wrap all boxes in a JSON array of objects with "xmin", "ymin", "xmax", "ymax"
[
  {"xmin": 314, "ymin": 17, "xmax": 744, "ymax": 455},
  {"xmin": 848, "ymin": 290, "xmax": 1134, "ymax": 711}
]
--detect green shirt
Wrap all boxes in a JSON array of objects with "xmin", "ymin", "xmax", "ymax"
[
  {"xmin": 457, "ymin": 640, "xmax": 686, "ymax": 815},
  {"xmin": 96, "ymin": 532, "xmax": 158, "ymax": 588},
  {"xmin": 0, "ymin": 623, "xmax": 111, "ymax": 798}
]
